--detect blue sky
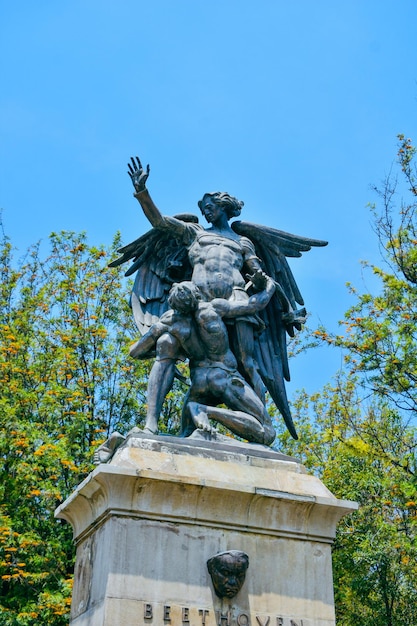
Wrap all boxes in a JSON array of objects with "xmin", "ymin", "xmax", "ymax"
[{"xmin": 1, "ymin": 1, "xmax": 417, "ymax": 396}]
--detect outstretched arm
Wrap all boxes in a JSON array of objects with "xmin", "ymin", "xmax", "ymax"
[
  {"xmin": 243, "ymin": 272, "xmax": 276, "ymax": 312},
  {"xmin": 127, "ymin": 157, "xmax": 165, "ymax": 228},
  {"xmin": 247, "ymin": 267, "xmax": 306, "ymax": 329},
  {"xmin": 127, "ymin": 156, "xmax": 192, "ymax": 238},
  {"xmin": 213, "ymin": 270, "xmax": 276, "ymax": 318},
  {"xmin": 129, "ymin": 322, "xmax": 168, "ymax": 359}
]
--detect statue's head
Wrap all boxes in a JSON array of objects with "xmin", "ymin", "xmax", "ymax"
[
  {"xmin": 168, "ymin": 281, "xmax": 201, "ymax": 313},
  {"xmin": 207, "ymin": 550, "xmax": 249, "ymax": 598},
  {"xmin": 198, "ymin": 192, "xmax": 244, "ymax": 222}
]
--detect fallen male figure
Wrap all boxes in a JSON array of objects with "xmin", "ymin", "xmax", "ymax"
[{"xmin": 130, "ymin": 271, "xmax": 276, "ymax": 446}]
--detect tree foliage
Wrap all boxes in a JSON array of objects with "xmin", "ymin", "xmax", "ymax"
[
  {"xmin": 0, "ymin": 229, "xmax": 162, "ymax": 624},
  {"xmin": 276, "ymin": 135, "xmax": 417, "ymax": 624}
]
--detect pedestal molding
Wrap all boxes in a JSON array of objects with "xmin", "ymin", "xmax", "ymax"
[{"xmin": 55, "ymin": 439, "xmax": 358, "ymax": 626}]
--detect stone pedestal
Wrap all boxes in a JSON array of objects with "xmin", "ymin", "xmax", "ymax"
[{"xmin": 55, "ymin": 433, "xmax": 357, "ymax": 626}]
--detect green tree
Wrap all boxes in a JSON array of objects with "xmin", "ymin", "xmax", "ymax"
[
  {"xmin": 276, "ymin": 135, "xmax": 417, "ymax": 624},
  {"xmin": 0, "ymin": 229, "xmax": 161, "ymax": 624}
]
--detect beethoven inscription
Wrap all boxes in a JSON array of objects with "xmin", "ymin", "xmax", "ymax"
[{"xmin": 142, "ymin": 604, "xmax": 305, "ymax": 626}]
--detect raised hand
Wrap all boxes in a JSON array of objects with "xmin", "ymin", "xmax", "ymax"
[
  {"xmin": 245, "ymin": 269, "xmax": 268, "ymax": 291},
  {"xmin": 127, "ymin": 156, "xmax": 150, "ymax": 193}
]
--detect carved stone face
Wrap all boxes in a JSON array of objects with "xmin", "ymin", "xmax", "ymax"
[{"xmin": 207, "ymin": 551, "xmax": 249, "ymax": 598}]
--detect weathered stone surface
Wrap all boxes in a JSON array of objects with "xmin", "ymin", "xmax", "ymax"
[{"xmin": 55, "ymin": 434, "xmax": 357, "ymax": 626}]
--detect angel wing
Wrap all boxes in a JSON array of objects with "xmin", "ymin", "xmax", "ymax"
[
  {"xmin": 231, "ymin": 220, "xmax": 328, "ymax": 439},
  {"xmin": 109, "ymin": 214, "xmax": 197, "ymax": 334}
]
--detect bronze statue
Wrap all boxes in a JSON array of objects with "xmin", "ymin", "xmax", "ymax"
[
  {"xmin": 207, "ymin": 550, "xmax": 249, "ymax": 599},
  {"xmin": 110, "ymin": 157, "xmax": 327, "ymax": 443},
  {"xmin": 130, "ymin": 274, "xmax": 276, "ymax": 444}
]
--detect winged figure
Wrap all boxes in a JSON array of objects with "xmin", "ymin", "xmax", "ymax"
[{"xmin": 110, "ymin": 157, "xmax": 327, "ymax": 443}]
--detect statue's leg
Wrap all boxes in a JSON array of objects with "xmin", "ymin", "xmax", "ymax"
[
  {"xmin": 180, "ymin": 370, "xmax": 213, "ymax": 437},
  {"xmin": 231, "ymin": 321, "xmax": 266, "ymax": 402},
  {"xmin": 187, "ymin": 400, "xmax": 272, "ymax": 446},
  {"xmin": 180, "ymin": 389, "xmax": 195, "ymax": 437},
  {"xmin": 186, "ymin": 401, "xmax": 217, "ymax": 434},
  {"xmin": 213, "ymin": 373, "xmax": 275, "ymax": 445},
  {"xmin": 144, "ymin": 333, "xmax": 179, "ymax": 434}
]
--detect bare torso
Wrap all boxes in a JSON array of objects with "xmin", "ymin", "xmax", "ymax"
[
  {"xmin": 158, "ymin": 310, "xmax": 205, "ymax": 361},
  {"xmin": 188, "ymin": 230, "xmax": 247, "ymax": 300}
]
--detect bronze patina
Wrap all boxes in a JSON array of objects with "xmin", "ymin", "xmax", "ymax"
[{"xmin": 109, "ymin": 157, "xmax": 327, "ymax": 445}]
